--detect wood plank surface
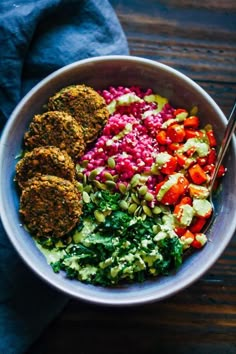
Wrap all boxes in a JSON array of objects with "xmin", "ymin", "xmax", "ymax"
[{"xmin": 27, "ymin": 1, "xmax": 236, "ymax": 353}]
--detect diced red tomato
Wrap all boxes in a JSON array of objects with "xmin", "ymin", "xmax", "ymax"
[
  {"xmin": 185, "ymin": 129, "xmax": 204, "ymax": 140},
  {"xmin": 189, "ymin": 217, "xmax": 207, "ymax": 233},
  {"xmin": 203, "ymin": 164, "xmax": 215, "ymax": 175},
  {"xmin": 191, "ymin": 239, "xmax": 202, "ymax": 249},
  {"xmin": 156, "ymin": 130, "xmax": 168, "ymax": 145},
  {"xmin": 174, "ymin": 226, "xmax": 187, "ymax": 236},
  {"xmin": 156, "ymin": 174, "xmax": 189, "ymax": 206},
  {"xmin": 217, "ymin": 165, "xmax": 226, "ymax": 178},
  {"xmin": 168, "ymin": 142, "xmax": 182, "ymax": 151},
  {"xmin": 184, "ymin": 116, "xmax": 200, "ymax": 129},
  {"xmin": 189, "ymin": 164, "xmax": 208, "ymax": 184},
  {"xmin": 207, "ymin": 148, "xmax": 216, "ymax": 164},
  {"xmin": 197, "ymin": 157, "xmax": 207, "ymax": 166},
  {"xmin": 166, "ymin": 124, "xmax": 186, "ymax": 143},
  {"xmin": 176, "ymin": 153, "xmax": 195, "ymax": 169},
  {"xmin": 160, "ymin": 156, "xmax": 177, "ymax": 174},
  {"xmin": 176, "ymin": 153, "xmax": 187, "ymax": 167},
  {"xmin": 161, "ymin": 184, "xmax": 183, "ymax": 205},
  {"xmin": 179, "ymin": 196, "xmax": 192, "ymax": 205},
  {"xmin": 173, "ymin": 108, "xmax": 187, "ymax": 117},
  {"xmin": 185, "ymin": 146, "xmax": 196, "ymax": 157},
  {"xmin": 173, "ymin": 203, "xmax": 182, "ymax": 217},
  {"xmin": 175, "ymin": 176, "xmax": 189, "ymax": 196},
  {"xmin": 159, "ymin": 145, "xmax": 167, "ymax": 152},
  {"xmin": 153, "ymin": 105, "xmax": 225, "ymax": 249},
  {"xmin": 206, "ymin": 130, "xmax": 217, "ymax": 147}
]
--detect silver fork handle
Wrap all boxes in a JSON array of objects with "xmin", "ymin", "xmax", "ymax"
[{"xmin": 210, "ymin": 100, "xmax": 236, "ymax": 192}]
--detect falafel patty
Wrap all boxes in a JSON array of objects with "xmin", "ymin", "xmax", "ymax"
[
  {"xmin": 24, "ymin": 111, "xmax": 85, "ymax": 160},
  {"xmin": 15, "ymin": 146, "xmax": 76, "ymax": 189},
  {"xmin": 47, "ymin": 84, "xmax": 109, "ymax": 144},
  {"xmin": 20, "ymin": 175, "xmax": 82, "ymax": 238}
]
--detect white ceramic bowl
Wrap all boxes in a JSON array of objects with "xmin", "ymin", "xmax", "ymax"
[{"xmin": 0, "ymin": 55, "xmax": 235, "ymax": 305}]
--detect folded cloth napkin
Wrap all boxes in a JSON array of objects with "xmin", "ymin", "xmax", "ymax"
[{"xmin": 0, "ymin": 1, "xmax": 129, "ymax": 353}]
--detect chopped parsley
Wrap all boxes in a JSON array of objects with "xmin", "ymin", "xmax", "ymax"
[{"xmin": 44, "ymin": 189, "xmax": 184, "ymax": 286}]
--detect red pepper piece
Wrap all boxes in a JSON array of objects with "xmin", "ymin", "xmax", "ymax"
[
  {"xmin": 191, "ymin": 239, "xmax": 202, "ymax": 249},
  {"xmin": 189, "ymin": 217, "xmax": 206, "ymax": 233},
  {"xmin": 173, "ymin": 108, "xmax": 187, "ymax": 117},
  {"xmin": 156, "ymin": 174, "xmax": 189, "ymax": 206},
  {"xmin": 184, "ymin": 116, "xmax": 200, "ymax": 129},
  {"xmin": 161, "ymin": 184, "xmax": 182, "ymax": 205},
  {"xmin": 185, "ymin": 129, "xmax": 204, "ymax": 140},
  {"xmin": 197, "ymin": 157, "xmax": 207, "ymax": 166},
  {"xmin": 176, "ymin": 153, "xmax": 187, "ymax": 167},
  {"xmin": 189, "ymin": 164, "xmax": 208, "ymax": 184},
  {"xmin": 206, "ymin": 130, "xmax": 217, "ymax": 147},
  {"xmin": 167, "ymin": 124, "xmax": 186, "ymax": 143},
  {"xmin": 185, "ymin": 146, "xmax": 197, "ymax": 157},
  {"xmin": 177, "ymin": 175, "xmax": 190, "ymax": 195},
  {"xmin": 168, "ymin": 142, "xmax": 182, "ymax": 151},
  {"xmin": 217, "ymin": 165, "xmax": 226, "ymax": 178},
  {"xmin": 174, "ymin": 226, "xmax": 187, "ymax": 237},
  {"xmin": 179, "ymin": 196, "xmax": 192, "ymax": 205},
  {"xmin": 156, "ymin": 130, "xmax": 168, "ymax": 145},
  {"xmin": 203, "ymin": 164, "xmax": 215, "ymax": 175},
  {"xmin": 207, "ymin": 148, "xmax": 216, "ymax": 164},
  {"xmin": 160, "ymin": 156, "xmax": 177, "ymax": 175}
]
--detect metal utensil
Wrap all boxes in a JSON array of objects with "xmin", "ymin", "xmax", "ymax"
[{"xmin": 204, "ymin": 100, "xmax": 236, "ymax": 232}]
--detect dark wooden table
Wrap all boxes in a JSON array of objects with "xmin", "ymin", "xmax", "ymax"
[{"xmin": 28, "ymin": 1, "xmax": 236, "ymax": 353}]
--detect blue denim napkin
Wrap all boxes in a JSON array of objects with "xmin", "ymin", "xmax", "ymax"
[{"xmin": 0, "ymin": 1, "xmax": 129, "ymax": 353}]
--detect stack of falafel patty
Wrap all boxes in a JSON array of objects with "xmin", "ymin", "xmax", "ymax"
[{"xmin": 15, "ymin": 84, "xmax": 109, "ymax": 238}]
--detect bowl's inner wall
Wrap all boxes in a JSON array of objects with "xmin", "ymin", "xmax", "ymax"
[{"xmin": 1, "ymin": 57, "xmax": 235, "ymax": 304}]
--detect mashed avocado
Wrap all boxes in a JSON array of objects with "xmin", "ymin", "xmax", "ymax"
[{"xmin": 179, "ymin": 137, "xmax": 209, "ymax": 157}]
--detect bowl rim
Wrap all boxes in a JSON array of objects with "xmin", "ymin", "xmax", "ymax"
[{"xmin": 0, "ymin": 55, "xmax": 236, "ymax": 305}]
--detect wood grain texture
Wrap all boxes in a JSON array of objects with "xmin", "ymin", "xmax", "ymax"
[
  {"xmin": 27, "ymin": 1, "xmax": 236, "ymax": 353},
  {"xmin": 111, "ymin": 0, "xmax": 236, "ymax": 115}
]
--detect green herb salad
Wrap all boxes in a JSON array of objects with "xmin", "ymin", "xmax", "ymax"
[{"xmin": 37, "ymin": 190, "xmax": 183, "ymax": 285}]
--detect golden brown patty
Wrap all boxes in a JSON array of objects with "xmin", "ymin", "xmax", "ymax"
[
  {"xmin": 47, "ymin": 84, "xmax": 109, "ymax": 144},
  {"xmin": 24, "ymin": 111, "xmax": 85, "ymax": 160},
  {"xmin": 15, "ymin": 146, "xmax": 76, "ymax": 189},
  {"xmin": 20, "ymin": 175, "xmax": 82, "ymax": 238}
]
